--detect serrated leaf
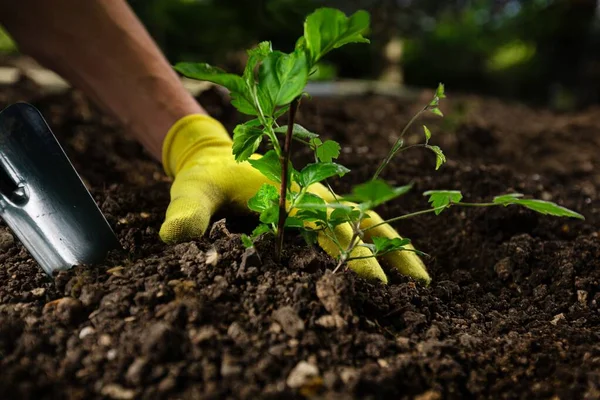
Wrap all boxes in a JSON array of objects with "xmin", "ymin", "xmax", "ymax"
[
  {"xmin": 317, "ymin": 140, "xmax": 341, "ymax": 163},
  {"xmin": 303, "ymin": 8, "xmax": 370, "ymax": 64},
  {"xmin": 258, "ymin": 49, "xmax": 309, "ymax": 113},
  {"xmin": 493, "ymin": 193, "xmax": 584, "ymax": 219},
  {"xmin": 430, "ymin": 107, "xmax": 444, "ymax": 117},
  {"xmin": 248, "ymin": 184, "xmax": 279, "ymax": 212},
  {"xmin": 248, "ymin": 150, "xmax": 282, "ymax": 183},
  {"xmin": 175, "ymin": 62, "xmax": 256, "ymax": 115},
  {"xmin": 329, "ymin": 205, "xmax": 361, "ymax": 227},
  {"xmin": 241, "ymin": 234, "xmax": 254, "ymax": 248},
  {"xmin": 344, "ymin": 180, "xmax": 412, "ymax": 209},
  {"xmin": 423, "ymin": 190, "xmax": 462, "ymax": 214},
  {"xmin": 252, "ymin": 223, "xmax": 271, "ymax": 237},
  {"xmin": 274, "ymin": 124, "xmax": 319, "ymax": 140},
  {"xmin": 426, "ymin": 145, "xmax": 446, "ymax": 170},
  {"xmin": 372, "ymin": 237, "xmax": 412, "ymax": 255},
  {"xmin": 232, "ymin": 122, "xmax": 264, "ymax": 161},
  {"xmin": 297, "ymin": 162, "xmax": 349, "ymax": 188},
  {"xmin": 423, "ymin": 125, "xmax": 431, "ymax": 144}
]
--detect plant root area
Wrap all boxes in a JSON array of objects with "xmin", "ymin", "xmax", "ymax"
[{"xmin": 0, "ymin": 79, "xmax": 599, "ymax": 399}]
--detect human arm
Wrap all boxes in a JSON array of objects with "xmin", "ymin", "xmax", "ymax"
[{"xmin": 0, "ymin": 0, "xmax": 203, "ymax": 160}]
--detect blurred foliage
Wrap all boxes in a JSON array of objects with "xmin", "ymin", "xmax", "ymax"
[
  {"xmin": 128, "ymin": 0, "xmax": 600, "ymax": 107},
  {"xmin": 1, "ymin": 0, "xmax": 597, "ymax": 106},
  {"xmin": 0, "ymin": 26, "xmax": 16, "ymax": 53},
  {"xmin": 402, "ymin": 0, "xmax": 600, "ymax": 107}
]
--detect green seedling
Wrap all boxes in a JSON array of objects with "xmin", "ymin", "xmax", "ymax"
[{"xmin": 175, "ymin": 8, "xmax": 584, "ymax": 282}]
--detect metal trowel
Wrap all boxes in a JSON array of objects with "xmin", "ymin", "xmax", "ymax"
[{"xmin": 0, "ymin": 102, "xmax": 120, "ymax": 275}]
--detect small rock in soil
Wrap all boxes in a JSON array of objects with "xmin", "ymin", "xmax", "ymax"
[
  {"xmin": 551, "ymin": 313, "xmax": 566, "ymax": 325},
  {"xmin": 494, "ymin": 257, "xmax": 512, "ymax": 280},
  {"xmin": 126, "ymin": 357, "xmax": 149, "ymax": 386},
  {"xmin": 79, "ymin": 326, "xmax": 95, "ymax": 339},
  {"xmin": 415, "ymin": 390, "xmax": 442, "ymax": 400},
  {"xmin": 142, "ymin": 322, "xmax": 182, "ymax": 360},
  {"xmin": 315, "ymin": 272, "xmax": 352, "ymax": 318},
  {"xmin": 221, "ymin": 354, "xmax": 242, "ymax": 378},
  {"xmin": 339, "ymin": 367, "xmax": 359, "ymax": 388},
  {"xmin": 31, "ymin": 287, "xmax": 46, "ymax": 297},
  {"xmin": 403, "ymin": 311, "xmax": 427, "ymax": 327},
  {"xmin": 0, "ymin": 230, "xmax": 14, "ymax": 250},
  {"xmin": 190, "ymin": 325, "xmax": 218, "ymax": 344},
  {"xmin": 315, "ymin": 314, "xmax": 347, "ymax": 329},
  {"xmin": 43, "ymin": 297, "xmax": 84, "ymax": 324},
  {"xmin": 100, "ymin": 383, "xmax": 136, "ymax": 400},
  {"xmin": 272, "ymin": 306, "xmax": 305, "ymax": 337},
  {"xmin": 227, "ymin": 322, "xmax": 249, "ymax": 345},
  {"xmin": 286, "ymin": 361, "xmax": 319, "ymax": 389}
]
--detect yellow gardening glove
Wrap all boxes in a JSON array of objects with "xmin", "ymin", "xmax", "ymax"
[{"xmin": 160, "ymin": 114, "xmax": 431, "ymax": 285}]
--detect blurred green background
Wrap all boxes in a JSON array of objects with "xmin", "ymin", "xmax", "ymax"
[{"xmin": 2, "ymin": 0, "xmax": 599, "ymax": 109}]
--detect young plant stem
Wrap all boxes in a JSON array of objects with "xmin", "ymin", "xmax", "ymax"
[
  {"xmin": 275, "ymin": 97, "xmax": 300, "ymax": 261},
  {"xmin": 372, "ymin": 105, "xmax": 429, "ymax": 180}
]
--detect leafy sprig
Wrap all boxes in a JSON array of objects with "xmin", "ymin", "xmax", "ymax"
[{"xmin": 176, "ymin": 7, "xmax": 584, "ymax": 283}]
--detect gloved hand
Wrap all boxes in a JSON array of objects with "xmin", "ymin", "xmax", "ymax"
[{"xmin": 160, "ymin": 114, "xmax": 431, "ymax": 284}]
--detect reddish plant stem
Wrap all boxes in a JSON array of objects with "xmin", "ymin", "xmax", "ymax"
[{"xmin": 275, "ymin": 98, "xmax": 299, "ymax": 261}]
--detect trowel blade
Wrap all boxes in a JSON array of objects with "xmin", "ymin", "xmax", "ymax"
[{"xmin": 0, "ymin": 102, "xmax": 120, "ymax": 275}]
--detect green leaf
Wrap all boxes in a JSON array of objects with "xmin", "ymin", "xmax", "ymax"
[
  {"xmin": 372, "ymin": 237, "xmax": 411, "ymax": 255},
  {"xmin": 252, "ymin": 223, "xmax": 271, "ymax": 237},
  {"xmin": 248, "ymin": 150, "xmax": 282, "ymax": 183},
  {"xmin": 248, "ymin": 184, "xmax": 279, "ymax": 212},
  {"xmin": 294, "ymin": 193, "xmax": 328, "ymax": 223},
  {"xmin": 344, "ymin": 180, "xmax": 412, "ymax": 209},
  {"xmin": 301, "ymin": 229, "xmax": 318, "ymax": 246},
  {"xmin": 232, "ymin": 122, "xmax": 263, "ymax": 161},
  {"xmin": 274, "ymin": 124, "xmax": 319, "ymax": 140},
  {"xmin": 260, "ymin": 205, "xmax": 279, "ymax": 224},
  {"xmin": 311, "ymin": 139, "xmax": 341, "ymax": 162},
  {"xmin": 298, "ymin": 162, "xmax": 349, "ymax": 187},
  {"xmin": 493, "ymin": 193, "xmax": 585, "ymax": 220},
  {"xmin": 285, "ymin": 216, "xmax": 304, "ymax": 228},
  {"xmin": 241, "ymin": 234, "xmax": 254, "ymax": 248},
  {"xmin": 430, "ymin": 107, "xmax": 444, "ymax": 117},
  {"xmin": 329, "ymin": 205, "xmax": 361, "ymax": 227},
  {"xmin": 303, "ymin": 8, "xmax": 370, "ymax": 64},
  {"xmin": 247, "ymin": 184, "xmax": 279, "ymax": 225},
  {"xmin": 423, "ymin": 125, "xmax": 431, "ymax": 144},
  {"xmin": 244, "ymin": 41, "xmax": 272, "ymax": 85},
  {"xmin": 258, "ymin": 49, "xmax": 309, "ymax": 112},
  {"xmin": 175, "ymin": 62, "xmax": 244, "ymax": 92},
  {"xmin": 436, "ymin": 83, "xmax": 446, "ymax": 99},
  {"xmin": 175, "ymin": 62, "xmax": 256, "ymax": 115},
  {"xmin": 423, "ymin": 190, "xmax": 462, "ymax": 214},
  {"xmin": 273, "ymin": 104, "xmax": 291, "ymax": 120},
  {"xmin": 426, "ymin": 145, "xmax": 446, "ymax": 170}
]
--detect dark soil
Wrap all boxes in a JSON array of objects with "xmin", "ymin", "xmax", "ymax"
[{"xmin": 0, "ymin": 78, "xmax": 599, "ymax": 400}]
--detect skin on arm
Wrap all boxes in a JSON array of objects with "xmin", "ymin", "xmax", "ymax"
[{"xmin": 0, "ymin": 0, "xmax": 204, "ymax": 161}]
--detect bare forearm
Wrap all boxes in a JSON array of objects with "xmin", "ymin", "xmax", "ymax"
[{"xmin": 0, "ymin": 0, "xmax": 205, "ymax": 160}]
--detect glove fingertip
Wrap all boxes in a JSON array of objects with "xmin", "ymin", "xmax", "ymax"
[{"xmin": 347, "ymin": 259, "xmax": 389, "ymax": 284}]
